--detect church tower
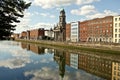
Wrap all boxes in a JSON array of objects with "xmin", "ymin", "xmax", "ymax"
[
  {"xmin": 59, "ymin": 9, "xmax": 66, "ymax": 30},
  {"xmin": 59, "ymin": 9, "xmax": 66, "ymax": 41},
  {"xmin": 53, "ymin": 9, "xmax": 66, "ymax": 41}
]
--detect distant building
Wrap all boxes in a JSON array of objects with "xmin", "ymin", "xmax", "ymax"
[
  {"xmin": 29, "ymin": 28, "xmax": 44, "ymax": 40},
  {"xmin": 81, "ymin": 16, "xmax": 113, "ymax": 42},
  {"xmin": 66, "ymin": 16, "xmax": 113, "ymax": 43},
  {"xmin": 20, "ymin": 31, "xmax": 27, "ymax": 39},
  {"xmin": 53, "ymin": 9, "xmax": 66, "ymax": 41},
  {"xmin": 113, "ymin": 15, "xmax": 120, "ymax": 43},
  {"xmin": 71, "ymin": 22, "xmax": 80, "ymax": 42},
  {"xmin": 11, "ymin": 33, "xmax": 20, "ymax": 39},
  {"xmin": 45, "ymin": 29, "xmax": 54, "ymax": 40}
]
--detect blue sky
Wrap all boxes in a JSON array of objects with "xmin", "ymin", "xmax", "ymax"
[{"xmin": 14, "ymin": 0, "xmax": 120, "ymax": 33}]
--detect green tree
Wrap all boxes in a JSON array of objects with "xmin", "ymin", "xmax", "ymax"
[{"xmin": 0, "ymin": 0, "xmax": 31, "ymax": 39}]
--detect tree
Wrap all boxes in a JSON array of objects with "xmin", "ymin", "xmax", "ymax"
[{"xmin": 0, "ymin": 0, "xmax": 31, "ymax": 39}]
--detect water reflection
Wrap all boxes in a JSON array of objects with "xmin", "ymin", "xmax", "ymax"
[
  {"xmin": 55, "ymin": 50, "xmax": 120, "ymax": 80},
  {"xmin": 21, "ymin": 43, "xmax": 120, "ymax": 80},
  {"xmin": 54, "ymin": 50, "xmax": 66, "ymax": 80},
  {"xmin": 21, "ymin": 42, "xmax": 53, "ymax": 55}
]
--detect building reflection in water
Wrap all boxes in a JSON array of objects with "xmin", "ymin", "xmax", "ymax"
[
  {"xmin": 21, "ymin": 42, "xmax": 120, "ymax": 80},
  {"xmin": 53, "ymin": 49, "xmax": 120, "ymax": 80},
  {"xmin": 21, "ymin": 43, "xmax": 54, "ymax": 55},
  {"xmin": 112, "ymin": 62, "xmax": 120, "ymax": 80},
  {"xmin": 54, "ymin": 50, "xmax": 65, "ymax": 80}
]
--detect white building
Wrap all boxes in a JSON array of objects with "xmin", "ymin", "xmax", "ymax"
[
  {"xmin": 113, "ymin": 16, "xmax": 120, "ymax": 43},
  {"xmin": 45, "ymin": 30, "xmax": 54, "ymax": 39},
  {"xmin": 71, "ymin": 22, "xmax": 80, "ymax": 42}
]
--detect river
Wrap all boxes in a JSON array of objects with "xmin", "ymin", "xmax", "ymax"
[{"xmin": 0, "ymin": 41, "xmax": 120, "ymax": 80}]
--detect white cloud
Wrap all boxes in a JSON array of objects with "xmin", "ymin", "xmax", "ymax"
[
  {"xmin": 40, "ymin": 13, "xmax": 48, "ymax": 17},
  {"xmin": 50, "ymin": 15, "xmax": 56, "ymax": 18},
  {"xmin": 86, "ymin": 9, "xmax": 119, "ymax": 19},
  {"xmin": 14, "ymin": 11, "xmax": 33, "ymax": 33},
  {"xmin": 24, "ymin": 0, "xmax": 32, "ymax": 3},
  {"xmin": 33, "ymin": 12, "xmax": 56, "ymax": 18},
  {"xmin": 76, "ymin": 0, "xmax": 100, "ymax": 5},
  {"xmin": 34, "ymin": 11, "xmax": 39, "ymax": 15},
  {"xmin": 71, "ymin": 5, "xmax": 119, "ymax": 19},
  {"xmin": 33, "ymin": 0, "xmax": 100, "ymax": 9},
  {"xmin": 33, "ymin": 0, "xmax": 72, "ymax": 9},
  {"xmin": 14, "ymin": 11, "xmax": 56, "ymax": 33},
  {"xmin": 30, "ymin": 22, "xmax": 54, "ymax": 30},
  {"xmin": 71, "ymin": 5, "xmax": 96, "ymax": 15}
]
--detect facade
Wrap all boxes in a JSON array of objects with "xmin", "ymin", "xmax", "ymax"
[
  {"xmin": 66, "ymin": 23, "xmax": 71, "ymax": 42},
  {"xmin": 71, "ymin": 22, "xmax": 80, "ymax": 42},
  {"xmin": 80, "ymin": 21, "xmax": 89, "ymax": 42},
  {"xmin": 29, "ymin": 28, "xmax": 44, "ymax": 40},
  {"xmin": 113, "ymin": 16, "xmax": 120, "ymax": 43},
  {"xmin": 11, "ymin": 33, "xmax": 20, "ymax": 39},
  {"xmin": 45, "ymin": 29, "xmax": 54, "ymax": 40},
  {"xmin": 83, "ymin": 16, "xmax": 113, "ymax": 42},
  {"xmin": 66, "ymin": 16, "xmax": 113, "ymax": 43},
  {"xmin": 53, "ymin": 9, "xmax": 66, "ymax": 41},
  {"xmin": 20, "ymin": 31, "xmax": 27, "ymax": 39}
]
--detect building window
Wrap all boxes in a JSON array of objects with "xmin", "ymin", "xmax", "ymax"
[
  {"xmin": 119, "ymin": 34, "xmax": 120, "ymax": 37},
  {"xmin": 119, "ymin": 23, "xmax": 120, "ymax": 27},
  {"xmin": 115, "ymin": 23, "xmax": 117, "ymax": 27},
  {"xmin": 118, "ymin": 72, "xmax": 120, "ymax": 76},
  {"xmin": 115, "ymin": 29, "xmax": 117, "ymax": 32},
  {"xmin": 119, "ymin": 39, "xmax": 120, "ymax": 43},
  {"xmin": 115, "ymin": 18, "xmax": 117, "ymax": 21},
  {"xmin": 119, "ymin": 29, "xmax": 120, "ymax": 32},
  {"xmin": 115, "ymin": 34, "xmax": 117, "ymax": 38},
  {"xmin": 119, "ymin": 18, "xmax": 120, "ymax": 21},
  {"xmin": 113, "ymin": 77, "xmax": 116, "ymax": 80},
  {"xmin": 115, "ymin": 39, "xmax": 117, "ymax": 42},
  {"xmin": 114, "ymin": 66, "xmax": 117, "ymax": 70}
]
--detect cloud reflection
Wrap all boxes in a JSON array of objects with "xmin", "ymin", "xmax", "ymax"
[
  {"xmin": 0, "ymin": 41, "xmax": 31, "ymax": 69},
  {"xmin": 24, "ymin": 67, "xmax": 59, "ymax": 80},
  {"xmin": 24, "ymin": 67, "xmax": 102, "ymax": 80},
  {"xmin": 0, "ymin": 58, "xmax": 30, "ymax": 69}
]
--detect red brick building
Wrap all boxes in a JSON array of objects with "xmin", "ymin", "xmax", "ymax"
[
  {"xmin": 20, "ymin": 31, "xmax": 27, "ymax": 39},
  {"xmin": 66, "ymin": 23, "xmax": 71, "ymax": 42},
  {"xmin": 85, "ymin": 16, "xmax": 113, "ymax": 42},
  {"xmin": 29, "ymin": 28, "xmax": 45, "ymax": 40},
  {"xmin": 80, "ymin": 21, "xmax": 89, "ymax": 42},
  {"xmin": 66, "ymin": 16, "xmax": 113, "ymax": 42}
]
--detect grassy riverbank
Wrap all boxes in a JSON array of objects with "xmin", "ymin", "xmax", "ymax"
[{"xmin": 15, "ymin": 39, "xmax": 120, "ymax": 54}]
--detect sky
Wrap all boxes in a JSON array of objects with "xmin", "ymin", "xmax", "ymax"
[{"xmin": 14, "ymin": 0, "xmax": 120, "ymax": 33}]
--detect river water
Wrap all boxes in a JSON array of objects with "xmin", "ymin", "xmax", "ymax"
[{"xmin": 0, "ymin": 41, "xmax": 120, "ymax": 80}]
